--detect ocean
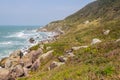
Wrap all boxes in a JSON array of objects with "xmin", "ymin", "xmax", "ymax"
[{"xmin": 0, "ymin": 25, "xmax": 54, "ymax": 59}]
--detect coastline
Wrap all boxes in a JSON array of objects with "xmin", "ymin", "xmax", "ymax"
[{"xmin": 0, "ymin": 27, "xmax": 62, "ymax": 79}]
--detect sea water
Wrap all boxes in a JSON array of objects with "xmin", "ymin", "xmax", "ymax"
[{"xmin": 0, "ymin": 25, "xmax": 55, "ymax": 59}]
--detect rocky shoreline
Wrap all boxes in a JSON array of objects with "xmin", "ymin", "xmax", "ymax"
[{"xmin": 0, "ymin": 28, "xmax": 63, "ymax": 80}]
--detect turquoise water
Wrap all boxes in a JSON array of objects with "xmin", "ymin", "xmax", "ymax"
[{"xmin": 0, "ymin": 26, "xmax": 54, "ymax": 59}]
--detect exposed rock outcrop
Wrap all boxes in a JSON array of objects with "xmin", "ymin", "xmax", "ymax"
[
  {"xmin": 103, "ymin": 29, "xmax": 110, "ymax": 35},
  {"xmin": 48, "ymin": 61, "xmax": 65, "ymax": 70},
  {"xmin": 10, "ymin": 65, "xmax": 24, "ymax": 78},
  {"xmin": 0, "ymin": 68, "xmax": 10, "ymax": 80},
  {"xmin": 91, "ymin": 38, "xmax": 102, "ymax": 45},
  {"xmin": 40, "ymin": 50, "xmax": 54, "ymax": 61},
  {"xmin": 31, "ymin": 59, "xmax": 41, "ymax": 71},
  {"xmin": 0, "ymin": 57, "xmax": 8, "ymax": 68}
]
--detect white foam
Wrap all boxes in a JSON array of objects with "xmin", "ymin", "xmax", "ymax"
[{"xmin": 0, "ymin": 41, "xmax": 12, "ymax": 45}]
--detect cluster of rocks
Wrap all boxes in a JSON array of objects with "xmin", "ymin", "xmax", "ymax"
[
  {"xmin": 0, "ymin": 29, "xmax": 64, "ymax": 80},
  {"xmin": 0, "ymin": 46, "xmax": 57, "ymax": 80},
  {"xmin": 48, "ymin": 48, "xmax": 76, "ymax": 70}
]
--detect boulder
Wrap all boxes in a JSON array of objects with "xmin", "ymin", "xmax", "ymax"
[
  {"xmin": 0, "ymin": 57, "xmax": 8, "ymax": 68},
  {"xmin": 72, "ymin": 46, "xmax": 88, "ymax": 50},
  {"xmin": 22, "ymin": 55, "xmax": 32, "ymax": 69},
  {"xmin": 10, "ymin": 50, "xmax": 23, "ymax": 59},
  {"xmin": 5, "ymin": 59, "xmax": 12, "ymax": 69},
  {"xmin": 84, "ymin": 20, "xmax": 90, "ymax": 24},
  {"xmin": 31, "ymin": 59, "xmax": 41, "ymax": 71},
  {"xmin": 29, "ymin": 38, "xmax": 35, "ymax": 43},
  {"xmin": 23, "ymin": 67, "xmax": 29, "ymax": 77},
  {"xmin": 40, "ymin": 50, "xmax": 54, "ymax": 61},
  {"xmin": 10, "ymin": 65, "xmax": 24, "ymax": 78},
  {"xmin": 39, "ymin": 44, "xmax": 44, "ymax": 49},
  {"xmin": 103, "ymin": 30, "xmax": 110, "ymax": 35},
  {"xmin": 67, "ymin": 52, "xmax": 75, "ymax": 57},
  {"xmin": 42, "ymin": 40, "xmax": 49, "ymax": 44},
  {"xmin": 48, "ymin": 61, "xmax": 65, "ymax": 70},
  {"xmin": 5, "ymin": 58, "xmax": 20, "ymax": 69},
  {"xmin": 58, "ymin": 56, "xmax": 67, "ymax": 62},
  {"xmin": 116, "ymin": 39, "xmax": 120, "ymax": 42},
  {"xmin": 24, "ymin": 62, "xmax": 32, "ymax": 69},
  {"xmin": 65, "ymin": 49, "xmax": 73, "ymax": 54},
  {"xmin": 0, "ymin": 68, "xmax": 10, "ymax": 80},
  {"xmin": 91, "ymin": 38, "xmax": 102, "ymax": 45},
  {"xmin": 31, "ymin": 48, "xmax": 43, "ymax": 63}
]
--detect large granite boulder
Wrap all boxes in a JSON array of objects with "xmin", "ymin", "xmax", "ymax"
[
  {"xmin": 39, "ymin": 50, "xmax": 54, "ymax": 62},
  {"xmin": 10, "ymin": 50, "xmax": 23, "ymax": 59},
  {"xmin": 31, "ymin": 48, "xmax": 43, "ymax": 63},
  {"xmin": 5, "ymin": 58, "xmax": 20, "ymax": 69},
  {"xmin": 31, "ymin": 59, "xmax": 41, "ymax": 71},
  {"xmin": 0, "ymin": 57, "xmax": 8, "ymax": 68},
  {"xmin": 0, "ymin": 68, "xmax": 10, "ymax": 80},
  {"xmin": 10, "ymin": 65, "xmax": 24, "ymax": 78}
]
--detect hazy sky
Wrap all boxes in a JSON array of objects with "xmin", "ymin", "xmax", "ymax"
[{"xmin": 0, "ymin": 0, "xmax": 95, "ymax": 25}]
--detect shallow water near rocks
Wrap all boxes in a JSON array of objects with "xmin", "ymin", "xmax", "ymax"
[{"xmin": 0, "ymin": 25, "xmax": 54, "ymax": 59}]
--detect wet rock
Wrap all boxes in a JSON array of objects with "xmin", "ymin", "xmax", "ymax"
[
  {"xmin": 49, "ymin": 61, "xmax": 65, "ymax": 70},
  {"xmin": 58, "ymin": 56, "xmax": 67, "ymax": 62},
  {"xmin": 103, "ymin": 30, "xmax": 110, "ymax": 35},
  {"xmin": 29, "ymin": 38, "xmax": 35, "ymax": 43},
  {"xmin": 91, "ymin": 38, "xmax": 102, "ymax": 45},
  {"xmin": 0, "ymin": 68, "xmax": 10, "ymax": 80},
  {"xmin": 72, "ymin": 46, "xmax": 88, "ymax": 50}
]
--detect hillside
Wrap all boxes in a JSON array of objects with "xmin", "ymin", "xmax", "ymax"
[{"xmin": 19, "ymin": 0, "xmax": 120, "ymax": 80}]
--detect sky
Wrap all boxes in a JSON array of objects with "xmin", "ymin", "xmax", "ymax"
[{"xmin": 0, "ymin": 0, "xmax": 95, "ymax": 25}]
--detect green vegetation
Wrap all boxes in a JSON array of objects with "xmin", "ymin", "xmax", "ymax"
[
  {"xmin": 29, "ymin": 44, "xmax": 40, "ymax": 51},
  {"xmin": 18, "ymin": 0, "xmax": 120, "ymax": 80}
]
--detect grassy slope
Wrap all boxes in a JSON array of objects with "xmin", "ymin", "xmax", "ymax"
[{"xmin": 18, "ymin": 0, "xmax": 120, "ymax": 80}]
